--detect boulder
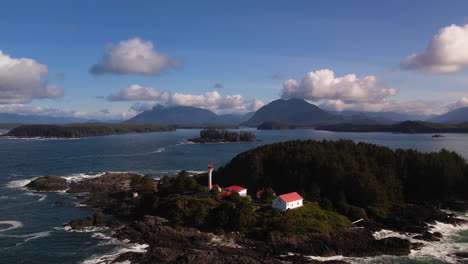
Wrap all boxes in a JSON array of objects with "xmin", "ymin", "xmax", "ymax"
[
  {"xmin": 67, "ymin": 211, "xmax": 121, "ymax": 230},
  {"xmin": 413, "ymin": 231, "xmax": 441, "ymax": 242},
  {"xmin": 25, "ymin": 176, "xmax": 67, "ymax": 191}
]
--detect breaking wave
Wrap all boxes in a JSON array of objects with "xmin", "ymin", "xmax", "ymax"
[{"xmin": 81, "ymin": 239, "xmax": 148, "ymax": 264}]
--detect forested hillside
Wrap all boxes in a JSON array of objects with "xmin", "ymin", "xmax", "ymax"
[
  {"xmin": 215, "ymin": 140, "xmax": 468, "ymax": 218},
  {"xmin": 5, "ymin": 124, "xmax": 174, "ymax": 138}
]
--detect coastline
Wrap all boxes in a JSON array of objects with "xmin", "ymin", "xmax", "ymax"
[{"xmin": 19, "ymin": 172, "xmax": 468, "ymax": 264}]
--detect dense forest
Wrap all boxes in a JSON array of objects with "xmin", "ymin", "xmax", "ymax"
[
  {"xmin": 188, "ymin": 129, "xmax": 257, "ymax": 143},
  {"xmin": 215, "ymin": 140, "xmax": 468, "ymax": 219},
  {"xmin": 316, "ymin": 121, "xmax": 468, "ymax": 133},
  {"xmin": 131, "ymin": 171, "xmax": 349, "ymax": 238},
  {"xmin": 4, "ymin": 124, "xmax": 175, "ymax": 138}
]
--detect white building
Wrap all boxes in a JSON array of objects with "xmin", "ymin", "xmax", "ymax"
[
  {"xmin": 272, "ymin": 192, "xmax": 303, "ymax": 210},
  {"xmin": 225, "ymin": 185, "xmax": 248, "ymax": 197}
]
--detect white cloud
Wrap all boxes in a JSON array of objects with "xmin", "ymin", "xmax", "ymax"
[
  {"xmin": 0, "ymin": 50, "xmax": 64, "ymax": 104},
  {"xmin": 281, "ymin": 69, "xmax": 397, "ymax": 103},
  {"xmin": 401, "ymin": 24, "xmax": 468, "ymax": 73},
  {"xmin": 0, "ymin": 104, "xmax": 134, "ymax": 121},
  {"xmin": 107, "ymin": 84, "xmax": 171, "ymax": 101},
  {"xmin": 320, "ymin": 99, "xmax": 445, "ymax": 116},
  {"xmin": 112, "ymin": 85, "xmax": 264, "ymax": 114},
  {"xmin": 90, "ymin": 38, "xmax": 181, "ymax": 76},
  {"xmin": 447, "ymin": 97, "xmax": 468, "ymax": 111}
]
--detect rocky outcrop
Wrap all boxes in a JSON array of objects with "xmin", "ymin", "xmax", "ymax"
[
  {"xmin": 112, "ymin": 216, "xmax": 413, "ymax": 264},
  {"xmin": 244, "ymin": 228, "xmax": 415, "ymax": 258},
  {"xmin": 25, "ymin": 176, "xmax": 67, "ymax": 191},
  {"xmin": 413, "ymin": 231, "xmax": 441, "ymax": 242},
  {"xmin": 67, "ymin": 211, "xmax": 121, "ymax": 230},
  {"xmin": 67, "ymin": 172, "xmax": 140, "ymax": 194}
]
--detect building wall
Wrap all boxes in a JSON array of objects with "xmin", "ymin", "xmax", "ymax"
[
  {"xmin": 272, "ymin": 197, "xmax": 287, "ymax": 210},
  {"xmin": 272, "ymin": 198, "xmax": 303, "ymax": 210},
  {"xmin": 238, "ymin": 189, "xmax": 247, "ymax": 197},
  {"xmin": 286, "ymin": 199, "xmax": 303, "ymax": 209}
]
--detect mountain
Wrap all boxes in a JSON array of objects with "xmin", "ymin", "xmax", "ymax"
[
  {"xmin": 126, "ymin": 105, "xmax": 233, "ymax": 125},
  {"xmin": 0, "ymin": 113, "xmax": 88, "ymax": 124},
  {"xmin": 429, "ymin": 107, "xmax": 468, "ymax": 124},
  {"xmin": 242, "ymin": 98, "xmax": 337, "ymax": 127},
  {"xmin": 219, "ymin": 112, "xmax": 255, "ymax": 125}
]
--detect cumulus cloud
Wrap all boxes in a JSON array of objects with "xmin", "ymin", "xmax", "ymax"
[
  {"xmin": 0, "ymin": 50, "xmax": 64, "ymax": 104},
  {"xmin": 107, "ymin": 84, "xmax": 171, "ymax": 101},
  {"xmin": 281, "ymin": 69, "xmax": 397, "ymax": 103},
  {"xmin": 401, "ymin": 24, "xmax": 468, "ymax": 73},
  {"xmin": 447, "ymin": 97, "xmax": 468, "ymax": 111},
  {"xmin": 320, "ymin": 99, "xmax": 446, "ymax": 116},
  {"xmin": 111, "ymin": 85, "xmax": 263, "ymax": 114},
  {"xmin": 213, "ymin": 83, "xmax": 224, "ymax": 89},
  {"xmin": 90, "ymin": 38, "xmax": 181, "ymax": 76}
]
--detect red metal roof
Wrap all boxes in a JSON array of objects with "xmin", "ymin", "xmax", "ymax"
[
  {"xmin": 225, "ymin": 185, "xmax": 247, "ymax": 191},
  {"xmin": 211, "ymin": 184, "xmax": 221, "ymax": 189},
  {"xmin": 278, "ymin": 192, "xmax": 303, "ymax": 203},
  {"xmin": 220, "ymin": 191, "xmax": 231, "ymax": 196}
]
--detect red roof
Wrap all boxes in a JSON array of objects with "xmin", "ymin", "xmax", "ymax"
[
  {"xmin": 220, "ymin": 191, "xmax": 231, "ymax": 196},
  {"xmin": 278, "ymin": 192, "xmax": 303, "ymax": 203},
  {"xmin": 225, "ymin": 185, "xmax": 247, "ymax": 191},
  {"xmin": 211, "ymin": 184, "xmax": 221, "ymax": 189}
]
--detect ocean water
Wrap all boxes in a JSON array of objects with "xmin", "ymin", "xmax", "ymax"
[{"xmin": 0, "ymin": 129, "xmax": 467, "ymax": 264}]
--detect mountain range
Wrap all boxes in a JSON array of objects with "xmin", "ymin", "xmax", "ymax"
[
  {"xmin": 428, "ymin": 106, "xmax": 468, "ymax": 124},
  {"xmin": 125, "ymin": 105, "xmax": 253, "ymax": 125},
  {"xmin": 2, "ymin": 99, "xmax": 468, "ymax": 127}
]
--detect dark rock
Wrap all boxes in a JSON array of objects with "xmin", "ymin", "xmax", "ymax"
[
  {"xmin": 433, "ymin": 232, "xmax": 443, "ymax": 238},
  {"xmin": 25, "ymin": 176, "xmax": 67, "ymax": 191},
  {"xmin": 413, "ymin": 231, "xmax": 440, "ymax": 242},
  {"xmin": 54, "ymin": 201, "xmax": 68, "ymax": 206},
  {"xmin": 67, "ymin": 211, "xmax": 121, "ymax": 230},
  {"xmin": 453, "ymin": 252, "xmax": 468, "ymax": 258},
  {"xmin": 67, "ymin": 172, "xmax": 141, "ymax": 194}
]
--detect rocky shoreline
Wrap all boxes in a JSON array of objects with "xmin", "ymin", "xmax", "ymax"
[{"xmin": 25, "ymin": 173, "xmax": 468, "ymax": 264}]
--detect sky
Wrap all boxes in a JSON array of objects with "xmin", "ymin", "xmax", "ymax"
[{"xmin": 1, "ymin": 0, "xmax": 468, "ymax": 120}]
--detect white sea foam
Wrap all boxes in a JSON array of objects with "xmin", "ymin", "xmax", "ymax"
[
  {"xmin": 62, "ymin": 225, "xmax": 108, "ymax": 233},
  {"xmin": 91, "ymin": 232, "xmax": 112, "ymax": 240},
  {"xmin": 372, "ymin": 229, "xmax": 419, "ymax": 242},
  {"xmin": 81, "ymin": 241, "xmax": 148, "ymax": 264},
  {"xmin": 24, "ymin": 192, "xmax": 47, "ymax": 202},
  {"xmin": 5, "ymin": 178, "xmax": 37, "ymax": 189},
  {"xmin": 0, "ymin": 221, "xmax": 23, "ymax": 232},
  {"xmin": 0, "ymin": 231, "xmax": 51, "ymax": 246}
]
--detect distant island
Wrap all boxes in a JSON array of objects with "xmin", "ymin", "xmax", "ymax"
[
  {"xmin": 3, "ymin": 124, "xmax": 175, "ymax": 138},
  {"xmin": 188, "ymin": 128, "xmax": 258, "ymax": 143},
  {"xmin": 316, "ymin": 121, "xmax": 468, "ymax": 133},
  {"xmin": 257, "ymin": 121, "xmax": 296, "ymax": 130}
]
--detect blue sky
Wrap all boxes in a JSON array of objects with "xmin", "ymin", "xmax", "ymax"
[{"xmin": 1, "ymin": 0, "xmax": 468, "ymax": 119}]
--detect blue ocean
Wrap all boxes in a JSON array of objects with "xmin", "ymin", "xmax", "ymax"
[{"xmin": 0, "ymin": 129, "xmax": 467, "ymax": 263}]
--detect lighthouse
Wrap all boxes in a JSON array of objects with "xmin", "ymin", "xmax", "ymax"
[{"xmin": 208, "ymin": 162, "xmax": 214, "ymax": 190}]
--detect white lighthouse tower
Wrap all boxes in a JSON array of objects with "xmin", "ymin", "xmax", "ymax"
[{"xmin": 208, "ymin": 162, "xmax": 214, "ymax": 191}]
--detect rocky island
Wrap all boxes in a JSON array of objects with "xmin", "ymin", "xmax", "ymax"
[
  {"xmin": 23, "ymin": 140, "xmax": 468, "ymax": 264},
  {"xmin": 188, "ymin": 128, "xmax": 258, "ymax": 143}
]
